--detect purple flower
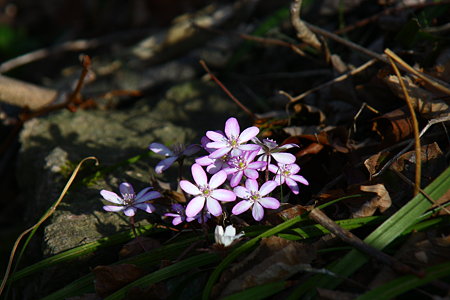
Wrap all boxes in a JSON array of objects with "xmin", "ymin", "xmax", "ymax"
[
  {"xmin": 164, "ymin": 204, "xmax": 191, "ymax": 225},
  {"xmin": 253, "ymin": 137, "xmax": 298, "ymax": 165},
  {"xmin": 269, "ymin": 163, "xmax": 309, "ymax": 194},
  {"xmin": 195, "ymin": 153, "xmax": 230, "ymax": 174},
  {"xmin": 180, "ymin": 164, "xmax": 236, "ymax": 217},
  {"xmin": 100, "ymin": 182, "xmax": 161, "ymax": 216},
  {"xmin": 223, "ymin": 151, "xmax": 266, "ymax": 187},
  {"xmin": 232, "ymin": 179, "xmax": 280, "ymax": 221},
  {"xmin": 206, "ymin": 117, "xmax": 261, "ymax": 159},
  {"xmin": 149, "ymin": 142, "xmax": 200, "ymax": 174}
]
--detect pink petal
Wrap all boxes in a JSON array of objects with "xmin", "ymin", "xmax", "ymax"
[
  {"xmin": 288, "ymin": 163, "xmax": 301, "ymax": 174},
  {"xmin": 259, "ymin": 180, "xmax": 277, "ymax": 196},
  {"xmin": 100, "ymin": 190, "xmax": 123, "ymax": 204},
  {"xmin": 207, "ymin": 141, "xmax": 228, "ymax": 149},
  {"xmin": 268, "ymin": 164, "xmax": 279, "ymax": 173},
  {"xmin": 280, "ymin": 143, "xmax": 299, "ymax": 149},
  {"xmin": 211, "ymin": 189, "xmax": 236, "ymax": 202},
  {"xmin": 209, "ymin": 170, "xmax": 227, "ymax": 189},
  {"xmin": 232, "ymin": 200, "xmax": 252, "ymax": 215},
  {"xmin": 135, "ymin": 203, "xmax": 156, "ymax": 213},
  {"xmin": 120, "ymin": 183, "xmax": 135, "ymax": 197},
  {"xmin": 124, "ymin": 207, "xmax": 137, "ymax": 217},
  {"xmin": 245, "ymin": 179, "xmax": 259, "ymax": 192},
  {"xmin": 225, "ymin": 117, "xmax": 240, "ymax": 139},
  {"xmin": 286, "ymin": 178, "xmax": 299, "ymax": 194},
  {"xmin": 172, "ymin": 217, "xmax": 183, "ymax": 226},
  {"xmin": 291, "ymin": 174, "xmax": 309, "ymax": 186},
  {"xmin": 239, "ymin": 144, "xmax": 261, "ymax": 152},
  {"xmin": 233, "ymin": 186, "xmax": 250, "ymax": 199},
  {"xmin": 149, "ymin": 142, "xmax": 173, "ymax": 156},
  {"xmin": 238, "ymin": 126, "xmax": 259, "ymax": 143},
  {"xmin": 230, "ymin": 171, "xmax": 243, "ymax": 187},
  {"xmin": 192, "ymin": 164, "xmax": 207, "ymax": 186},
  {"xmin": 252, "ymin": 202, "xmax": 264, "ymax": 221},
  {"xmin": 185, "ymin": 196, "xmax": 205, "ymax": 217},
  {"xmin": 103, "ymin": 205, "xmax": 124, "ymax": 212},
  {"xmin": 196, "ymin": 155, "xmax": 214, "ymax": 166},
  {"xmin": 209, "ymin": 147, "xmax": 231, "ymax": 159},
  {"xmin": 155, "ymin": 156, "xmax": 178, "ymax": 174},
  {"xmin": 180, "ymin": 180, "xmax": 201, "ymax": 195},
  {"xmin": 244, "ymin": 168, "xmax": 259, "ymax": 179},
  {"xmin": 259, "ymin": 197, "xmax": 280, "ymax": 209},
  {"xmin": 206, "ymin": 130, "xmax": 226, "ymax": 142},
  {"xmin": 273, "ymin": 175, "xmax": 284, "ymax": 185},
  {"xmin": 206, "ymin": 197, "xmax": 222, "ymax": 216},
  {"xmin": 248, "ymin": 161, "xmax": 266, "ymax": 170},
  {"xmin": 272, "ymin": 152, "xmax": 296, "ymax": 164}
]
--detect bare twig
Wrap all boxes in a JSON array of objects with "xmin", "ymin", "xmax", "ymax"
[
  {"xmin": 309, "ymin": 208, "xmax": 424, "ymax": 277},
  {"xmin": 290, "ymin": 0, "xmax": 322, "ymax": 50},
  {"xmin": 199, "ymin": 60, "xmax": 257, "ymax": 121},
  {"xmin": 386, "ymin": 50, "xmax": 421, "ymax": 196}
]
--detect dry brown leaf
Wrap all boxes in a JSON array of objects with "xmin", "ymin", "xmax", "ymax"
[
  {"xmin": 265, "ymin": 204, "xmax": 310, "ymax": 224},
  {"xmin": 215, "ymin": 236, "xmax": 316, "ymax": 298},
  {"xmin": 384, "ymin": 74, "xmax": 450, "ymax": 119},
  {"xmin": 371, "ymin": 107, "xmax": 414, "ymax": 145},
  {"xmin": 364, "ymin": 151, "xmax": 391, "ymax": 177},
  {"xmin": 119, "ymin": 236, "xmax": 161, "ymax": 258},
  {"xmin": 93, "ymin": 264, "xmax": 145, "ymax": 297},
  {"xmin": 348, "ymin": 184, "xmax": 391, "ymax": 218}
]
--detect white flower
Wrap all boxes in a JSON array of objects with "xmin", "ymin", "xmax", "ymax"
[{"xmin": 214, "ymin": 225, "xmax": 244, "ymax": 247}]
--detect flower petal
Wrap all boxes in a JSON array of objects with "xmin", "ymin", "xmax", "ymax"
[
  {"xmin": 155, "ymin": 156, "xmax": 178, "ymax": 174},
  {"xmin": 124, "ymin": 207, "xmax": 137, "ymax": 216},
  {"xmin": 100, "ymin": 190, "xmax": 123, "ymax": 204},
  {"xmin": 180, "ymin": 180, "xmax": 201, "ymax": 195},
  {"xmin": 230, "ymin": 171, "xmax": 243, "ymax": 187},
  {"xmin": 207, "ymin": 141, "xmax": 228, "ymax": 149},
  {"xmin": 232, "ymin": 200, "xmax": 252, "ymax": 215},
  {"xmin": 136, "ymin": 187, "xmax": 152, "ymax": 199},
  {"xmin": 273, "ymin": 175, "xmax": 284, "ymax": 185},
  {"xmin": 233, "ymin": 186, "xmax": 250, "ymax": 199},
  {"xmin": 286, "ymin": 178, "xmax": 299, "ymax": 194},
  {"xmin": 288, "ymin": 163, "xmax": 301, "ymax": 174},
  {"xmin": 245, "ymin": 179, "xmax": 259, "ymax": 192},
  {"xmin": 244, "ymin": 168, "xmax": 259, "ymax": 179},
  {"xmin": 209, "ymin": 147, "xmax": 231, "ymax": 159},
  {"xmin": 103, "ymin": 205, "xmax": 124, "ymax": 212},
  {"xmin": 291, "ymin": 174, "xmax": 309, "ymax": 185},
  {"xmin": 268, "ymin": 164, "xmax": 279, "ymax": 174},
  {"xmin": 135, "ymin": 203, "xmax": 156, "ymax": 213},
  {"xmin": 272, "ymin": 152, "xmax": 296, "ymax": 164},
  {"xmin": 215, "ymin": 225, "xmax": 224, "ymax": 243},
  {"xmin": 248, "ymin": 161, "xmax": 266, "ymax": 170},
  {"xmin": 185, "ymin": 196, "xmax": 205, "ymax": 217},
  {"xmin": 259, "ymin": 180, "xmax": 277, "ymax": 196},
  {"xmin": 239, "ymin": 144, "xmax": 261, "ymax": 152},
  {"xmin": 192, "ymin": 164, "xmax": 207, "ymax": 186},
  {"xmin": 224, "ymin": 225, "xmax": 237, "ymax": 236},
  {"xmin": 259, "ymin": 197, "xmax": 280, "ymax": 209},
  {"xmin": 149, "ymin": 142, "xmax": 173, "ymax": 156},
  {"xmin": 252, "ymin": 202, "xmax": 264, "ymax": 221},
  {"xmin": 206, "ymin": 130, "xmax": 226, "ymax": 142},
  {"xmin": 238, "ymin": 126, "xmax": 259, "ymax": 143},
  {"xmin": 172, "ymin": 217, "xmax": 183, "ymax": 226},
  {"xmin": 182, "ymin": 144, "xmax": 201, "ymax": 156},
  {"xmin": 120, "ymin": 182, "xmax": 135, "ymax": 197},
  {"xmin": 206, "ymin": 197, "xmax": 222, "ymax": 216},
  {"xmin": 196, "ymin": 155, "xmax": 214, "ymax": 166},
  {"xmin": 209, "ymin": 170, "xmax": 227, "ymax": 189},
  {"xmin": 225, "ymin": 117, "xmax": 240, "ymax": 139},
  {"xmin": 135, "ymin": 191, "xmax": 161, "ymax": 203},
  {"xmin": 211, "ymin": 189, "xmax": 236, "ymax": 202}
]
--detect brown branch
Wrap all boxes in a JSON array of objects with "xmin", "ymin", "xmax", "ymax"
[
  {"xmin": 290, "ymin": 0, "xmax": 322, "ymax": 50},
  {"xmin": 199, "ymin": 60, "xmax": 257, "ymax": 121},
  {"xmin": 309, "ymin": 208, "xmax": 425, "ymax": 277}
]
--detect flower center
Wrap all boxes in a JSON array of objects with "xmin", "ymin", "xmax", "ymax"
[
  {"xmin": 200, "ymin": 185, "xmax": 212, "ymax": 197},
  {"xmin": 123, "ymin": 193, "xmax": 135, "ymax": 205},
  {"xmin": 228, "ymin": 137, "xmax": 239, "ymax": 148},
  {"xmin": 229, "ymin": 156, "xmax": 247, "ymax": 170},
  {"xmin": 249, "ymin": 191, "xmax": 260, "ymax": 203},
  {"xmin": 281, "ymin": 165, "xmax": 291, "ymax": 177}
]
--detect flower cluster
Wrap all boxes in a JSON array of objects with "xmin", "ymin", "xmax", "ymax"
[{"xmin": 100, "ymin": 117, "xmax": 308, "ymax": 227}]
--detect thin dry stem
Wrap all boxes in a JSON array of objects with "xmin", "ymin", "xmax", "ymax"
[
  {"xmin": 291, "ymin": 0, "xmax": 322, "ymax": 50},
  {"xmin": 387, "ymin": 51, "xmax": 422, "ymax": 196}
]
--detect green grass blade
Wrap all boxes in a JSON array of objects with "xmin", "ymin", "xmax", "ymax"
[
  {"xmin": 222, "ymin": 281, "xmax": 287, "ymax": 300},
  {"xmin": 356, "ymin": 261, "xmax": 450, "ymax": 300},
  {"xmin": 105, "ymin": 253, "xmax": 219, "ymax": 300},
  {"xmin": 288, "ymin": 165, "xmax": 450, "ymax": 299}
]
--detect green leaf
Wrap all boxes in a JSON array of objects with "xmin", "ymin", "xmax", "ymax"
[
  {"xmin": 105, "ymin": 253, "xmax": 220, "ymax": 300},
  {"xmin": 356, "ymin": 261, "xmax": 450, "ymax": 300},
  {"xmin": 288, "ymin": 165, "xmax": 450, "ymax": 299},
  {"xmin": 222, "ymin": 281, "xmax": 287, "ymax": 300}
]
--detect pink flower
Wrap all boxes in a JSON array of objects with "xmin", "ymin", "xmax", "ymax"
[
  {"xmin": 253, "ymin": 137, "xmax": 298, "ymax": 165},
  {"xmin": 232, "ymin": 179, "xmax": 280, "ymax": 221},
  {"xmin": 180, "ymin": 164, "xmax": 236, "ymax": 217},
  {"xmin": 223, "ymin": 151, "xmax": 266, "ymax": 187},
  {"xmin": 100, "ymin": 182, "xmax": 161, "ymax": 216},
  {"xmin": 206, "ymin": 117, "xmax": 260, "ymax": 159},
  {"xmin": 149, "ymin": 142, "xmax": 200, "ymax": 174},
  {"xmin": 269, "ymin": 163, "xmax": 309, "ymax": 194}
]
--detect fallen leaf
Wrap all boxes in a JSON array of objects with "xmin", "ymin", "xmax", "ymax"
[
  {"xmin": 350, "ymin": 184, "xmax": 391, "ymax": 218},
  {"xmin": 215, "ymin": 236, "xmax": 316, "ymax": 297},
  {"xmin": 119, "ymin": 236, "xmax": 161, "ymax": 258},
  {"xmin": 371, "ymin": 106, "xmax": 414, "ymax": 146},
  {"xmin": 364, "ymin": 151, "xmax": 391, "ymax": 178},
  {"xmin": 93, "ymin": 264, "xmax": 146, "ymax": 297}
]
